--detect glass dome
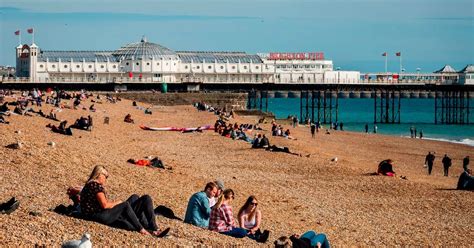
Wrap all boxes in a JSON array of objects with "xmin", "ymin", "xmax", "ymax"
[{"xmin": 113, "ymin": 37, "xmax": 177, "ymax": 60}]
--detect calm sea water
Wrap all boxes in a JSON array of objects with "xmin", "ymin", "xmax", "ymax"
[{"xmin": 267, "ymin": 98, "xmax": 474, "ymax": 146}]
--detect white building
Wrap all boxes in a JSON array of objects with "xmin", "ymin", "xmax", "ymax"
[
  {"xmin": 458, "ymin": 65, "xmax": 474, "ymax": 85},
  {"xmin": 15, "ymin": 37, "xmax": 361, "ymax": 84}
]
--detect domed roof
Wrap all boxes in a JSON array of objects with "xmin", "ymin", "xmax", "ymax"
[{"xmin": 113, "ymin": 37, "xmax": 177, "ymax": 60}]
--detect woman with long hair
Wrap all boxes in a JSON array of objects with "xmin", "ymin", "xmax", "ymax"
[
  {"xmin": 238, "ymin": 196, "xmax": 269, "ymax": 242},
  {"xmin": 80, "ymin": 165, "xmax": 169, "ymax": 237},
  {"xmin": 209, "ymin": 189, "xmax": 268, "ymax": 243}
]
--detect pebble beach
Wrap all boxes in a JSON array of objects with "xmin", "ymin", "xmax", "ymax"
[{"xmin": 1, "ymin": 94, "xmax": 473, "ymax": 246}]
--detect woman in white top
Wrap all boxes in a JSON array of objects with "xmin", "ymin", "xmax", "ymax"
[{"xmin": 238, "ymin": 196, "xmax": 269, "ymax": 242}]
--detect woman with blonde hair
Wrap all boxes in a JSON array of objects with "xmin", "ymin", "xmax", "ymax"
[
  {"xmin": 238, "ymin": 196, "xmax": 269, "ymax": 242},
  {"xmin": 80, "ymin": 165, "xmax": 169, "ymax": 237}
]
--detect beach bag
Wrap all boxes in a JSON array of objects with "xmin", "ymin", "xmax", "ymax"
[{"xmin": 423, "ymin": 163, "xmax": 427, "ymax": 168}]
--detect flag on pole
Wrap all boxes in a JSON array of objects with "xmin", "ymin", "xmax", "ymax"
[
  {"xmin": 382, "ymin": 52, "xmax": 387, "ymax": 56},
  {"xmin": 396, "ymin": 52, "xmax": 401, "ymax": 56},
  {"xmin": 27, "ymin": 28, "xmax": 34, "ymax": 34},
  {"xmin": 14, "ymin": 30, "xmax": 20, "ymax": 35}
]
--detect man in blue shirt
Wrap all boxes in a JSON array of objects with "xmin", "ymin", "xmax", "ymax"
[{"xmin": 184, "ymin": 182, "xmax": 218, "ymax": 228}]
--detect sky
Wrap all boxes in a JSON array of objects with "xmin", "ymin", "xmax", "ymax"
[{"xmin": 0, "ymin": 0, "xmax": 473, "ymax": 72}]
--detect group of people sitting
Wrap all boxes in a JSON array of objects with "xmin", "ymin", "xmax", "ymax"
[
  {"xmin": 70, "ymin": 166, "xmax": 330, "ymax": 246},
  {"xmin": 214, "ymin": 119, "xmax": 258, "ymax": 143},
  {"xmin": 71, "ymin": 116, "xmax": 93, "ymax": 131},
  {"xmin": 271, "ymin": 121, "xmax": 296, "ymax": 140},
  {"xmin": 194, "ymin": 102, "xmax": 234, "ymax": 120}
]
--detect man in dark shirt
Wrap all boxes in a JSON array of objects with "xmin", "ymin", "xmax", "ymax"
[
  {"xmin": 425, "ymin": 152, "xmax": 436, "ymax": 175},
  {"xmin": 310, "ymin": 124, "xmax": 316, "ymax": 138},
  {"xmin": 442, "ymin": 154, "xmax": 452, "ymax": 177},
  {"xmin": 463, "ymin": 156, "xmax": 470, "ymax": 172}
]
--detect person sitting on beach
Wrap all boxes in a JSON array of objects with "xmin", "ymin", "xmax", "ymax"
[
  {"xmin": 71, "ymin": 116, "xmax": 91, "ymax": 130},
  {"xmin": 377, "ymin": 159, "xmax": 396, "ymax": 177},
  {"xmin": 457, "ymin": 169, "xmax": 474, "ymax": 191},
  {"xmin": 0, "ymin": 115, "xmax": 9, "ymax": 124},
  {"xmin": 209, "ymin": 180, "xmax": 225, "ymax": 208},
  {"xmin": 80, "ymin": 165, "xmax": 170, "ymax": 237},
  {"xmin": 89, "ymin": 104, "xmax": 96, "ymax": 112},
  {"xmin": 259, "ymin": 135, "xmax": 270, "ymax": 148},
  {"xmin": 48, "ymin": 109, "xmax": 58, "ymax": 121},
  {"xmin": 209, "ymin": 189, "xmax": 251, "ymax": 239},
  {"xmin": 144, "ymin": 108, "xmax": 152, "ymax": 115},
  {"xmin": 124, "ymin": 114, "xmax": 134, "ymax": 123},
  {"xmin": 274, "ymin": 231, "xmax": 330, "ymax": 248},
  {"xmin": 184, "ymin": 182, "xmax": 218, "ymax": 228},
  {"xmin": 284, "ymin": 129, "xmax": 297, "ymax": 140},
  {"xmin": 238, "ymin": 196, "xmax": 270, "ymax": 243},
  {"xmin": 0, "ymin": 102, "xmax": 9, "ymax": 112},
  {"xmin": 252, "ymin": 134, "xmax": 263, "ymax": 148}
]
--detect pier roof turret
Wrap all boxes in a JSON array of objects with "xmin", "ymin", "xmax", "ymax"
[
  {"xmin": 112, "ymin": 37, "xmax": 177, "ymax": 60},
  {"xmin": 434, "ymin": 64, "xmax": 457, "ymax": 73},
  {"xmin": 458, "ymin": 64, "xmax": 474, "ymax": 73}
]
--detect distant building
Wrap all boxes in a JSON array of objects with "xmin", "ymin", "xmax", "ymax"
[
  {"xmin": 14, "ymin": 37, "xmax": 361, "ymax": 84},
  {"xmin": 458, "ymin": 65, "xmax": 474, "ymax": 85}
]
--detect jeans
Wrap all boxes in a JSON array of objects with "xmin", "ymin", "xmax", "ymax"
[
  {"xmin": 221, "ymin": 227, "xmax": 248, "ymax": 238},
  {"xmin": 300, "ymin": 231, "xmax": 330, "ymax": 248},
  {"xmin": 443, "ymin": 166, "xmax": 449, "ymax": 176}
]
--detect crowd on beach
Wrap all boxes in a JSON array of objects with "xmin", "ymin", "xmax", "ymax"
[{"xmin": 2, "ymin": 90, "xmax": 472, "ymax": 247}]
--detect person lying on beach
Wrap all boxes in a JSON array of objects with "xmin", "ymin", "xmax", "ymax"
[
  {"xmin": 238, "ymin": 196, "xmax": 270, "ymax": 243},
  {"xmin": 184, "ymin": 182, "xmax": 218, "ymax": 228},
  {"xmin": 265, "ymin": 145, "xmax": 302, "ymax": 156},
  {"xmin": 274, "ymin": 230, "xmax": 330, "ymax": 248},
  {"xmin": 126, "ymin": 157, "xmax": 165, "ymax": 169},
  {"xmin": 80, "ymin": 165, "xmax": 170, "ymax": 237},
  {"xmin": 47, "ymin": 120, "xmax": 73, "ymax": 136},
  {"xmin": 124, "ymin": 114, "xmax": 134, "ymax": 123},
  {"xmin": 209, "ymin": 189, "xmax": 263, "ymax": 241}
]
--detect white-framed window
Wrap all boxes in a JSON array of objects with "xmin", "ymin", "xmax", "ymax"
[
  {"xmin": 220, "ymin": 66, "xmax": 224, "ymax": 69},
  {"xmin": 232, "ymin": 66, "xmax": 236, "ymax": 69},
  {"xmin": 208, "ymin": 66, "xmax": 212, "ymax": 69},
  {"xmin": 184, "ymin": 65, "xmax": 188, "ymax": 69},
  {"xmin": 255, "ymin": 66, "xmax": 259, "ymax": 69},
  {"xmin": 88, "ymin": 65, "xmax": 92, "ymax": 68},
  {"xmin": 39, "ymin": 64, "xmax": 44, "ymax": 68},
  {"xmin": 52, "ymin": 65, "xmax": 56, "ymax": 68},
  {"xmin": 136, "ymin": 62, "xmax": 139, "ymax": 66},
  {"xmin": 146, "ymin": 62, "xmax": 150, "ymax": 66},
  {"xmin": 243, "ymin": 66, "xmax": 247, "ymax": 69},
  {"xmin": 100, "ymin": 65, "xmax": 105, "ymax": 69},
  {"xmin": 113, "ymin": 65, "xmax": 117, "ymax": 68},
  {"xmin": 64, "ymin": 65, "xmax": 68, "ymax": 68}
]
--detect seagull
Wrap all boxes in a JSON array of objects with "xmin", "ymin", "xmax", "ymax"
[{"xmin": 61, "ymin": 233, "xmax": 92, "ymax": 248}]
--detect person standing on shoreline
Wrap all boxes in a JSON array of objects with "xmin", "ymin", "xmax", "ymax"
[
  {"xmin": 425, "ymin": 152, "xmax": 436, "ymax": 175},
  {"xmin": 463, "ymin": 156, "xmax": 470, "ymax": 172},
  {"xmin": 419, "ymin": 130, "xmax": 423, "ymax": 139},
  {"xmin": 365, "ymin": 123, "xmax": 369, "ymax": 134},
  {"xmin": 310, "ymin": 123, "xmax": 316, "ymax": 138},
  {"xmin": 373, "ymin": 125, "xmax": 377, "ymax": 134},
  {"xmin": 410, "ymin": 126, "xmax": 414, "ymax": 138},
  {"xmin": 414, "ymin": 128, "xmax": 417, "ymax": 139},
  {"xmin": 442, "ymin": 154, "xmax": 452, "ymax": 176}
]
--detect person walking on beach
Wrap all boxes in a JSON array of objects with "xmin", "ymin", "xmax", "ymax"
[
  {"xmin": 419, "ymin": 130, "xmax": 423, "ymax": 139},
  {"xmin": 425, "ymin": 152, "xmax": 436, "ymax": 175},
  {"xmin": 463, "ymin": 156, "xmax": 470, "ymax": 172},
  {"xmin": 414, "ymin": 128, "xmax": 417, "ymax": 138},
  {"xmin": 365, "ymin": 123, "xmax": 369, "ymax": 133},
  {"xmin": 442, "ymin": 154, "xmax": 452, "ymax": 176},
  {"xmin": 340, "ymin": 122, "xmax": 344, "ymax": 131},
  {"xmin": 410, "ymin": 126, "xmax": 414, "ymax": 138},
  {"xmin": 292, "ymin": 116, "xmax": 298, "ymax": 128},
  {"xmin": 373, "ymin": 125, "xmax": 377, "ymax": 134},
  {"xmin": 310, "ymin": 123, "xmax": 316, "ymax": 138}
]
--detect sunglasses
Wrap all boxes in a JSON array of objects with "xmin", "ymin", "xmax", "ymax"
[{"xmin": 251, "ymin": 202, "xmax": 258, "ymax": 206}]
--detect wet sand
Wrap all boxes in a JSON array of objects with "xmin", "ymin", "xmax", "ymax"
[{"xmin": 0, "ymin": 94, "xmax": 473, "ymax": 246}]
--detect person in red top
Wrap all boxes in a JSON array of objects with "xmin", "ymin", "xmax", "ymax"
[
  {"xmin": 80, "ymin": 165, "xmax": 169, "ymax": 237},
  {"xmin": 209, "ymin": 189, "xmax": 247, "ymax": 238}
]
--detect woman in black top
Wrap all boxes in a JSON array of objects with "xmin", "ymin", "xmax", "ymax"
[{"xmin": 80, "ymin": 165, "xmax": 169, "ymax": 237}]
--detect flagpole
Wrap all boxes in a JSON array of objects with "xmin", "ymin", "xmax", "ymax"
[
  {"xmin": 385, "ymin": 53, "xmax": 388, "ymax": 74},
  {"xmin": 19, "ymin": 32, "xmax": 22, "ymax": 45},
  {"xmin": 32, "ymin": 30, "xmax": 35, "ymax": 44},
  {"xmin": 399, "ymin": 54, "xmax": 402, "ymax": 75}
]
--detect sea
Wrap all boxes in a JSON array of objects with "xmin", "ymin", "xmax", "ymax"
[{"xmin": 267, "ymin": 98, "xmax": 474, "ymax": 147}]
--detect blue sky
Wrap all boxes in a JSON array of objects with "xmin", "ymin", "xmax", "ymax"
[{"xmin": 1, "ymin": 0, "xmax": 473, "ymax": 72}]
